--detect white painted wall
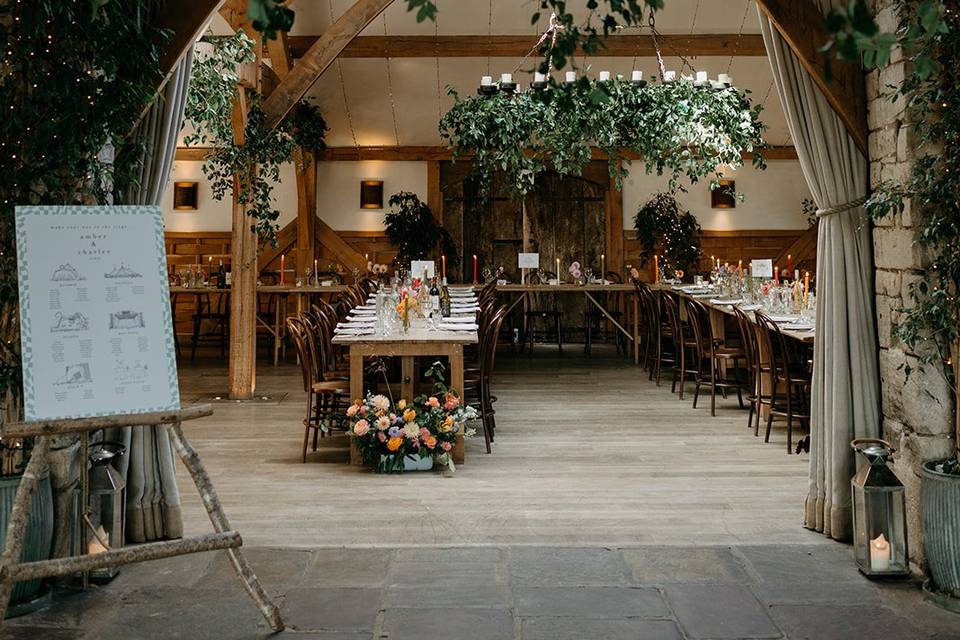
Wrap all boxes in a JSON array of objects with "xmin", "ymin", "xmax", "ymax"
[
  {"xmin": 315, "ymin": 161, "xmax": 428, "ymax": 231},
  {"xmin": 622, "ymin": 160, "xmax": 813, "ymax": 231},
  {"xmin": 161, "ymin": 160, "xmax": 299, "ymax": 233},
  {"xmin": 161, "ymin": 158, "xmax": 811, "ymax": 234}
]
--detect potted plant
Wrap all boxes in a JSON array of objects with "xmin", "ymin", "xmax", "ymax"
[
  {"xmin": 383, "ymin": 192, "xmax": 457, "ymax": 265},
  {"xmin": 633, "ymin": 193, "xmax": 703, "ymax": 279},
  {"xmin": 0, "ymin": 437, "xmax": 55, "ymax": 617},
  {"xmin": 344, "ymin": 362, "xmax": 477, "ymax": 473}
]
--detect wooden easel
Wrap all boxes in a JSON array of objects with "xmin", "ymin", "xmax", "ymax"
[{"xmin": 0, "ymin": 404, "xmax": 284, "ymax": 631}]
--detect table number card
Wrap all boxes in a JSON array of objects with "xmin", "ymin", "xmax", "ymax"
[
  {"xmin": 16, "ymin": 205, "xmax": 180, "ymax": 421},
  {"xmin": 751, "ymin": 259, "xmax": 774, "ymax": 279},
  {"xmin": 518, "ymin": 253, "xmax": 540, "ymax": 269},
  {"xmin": 410, "ymin": 260, "xmax": 436, "ymax": 280}
]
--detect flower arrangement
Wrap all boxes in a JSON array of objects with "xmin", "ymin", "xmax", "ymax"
[
  {"xmin": 346, "ymin": 363, "xmax": 477, "ymax": 473},
  {"xmin": 568, "ymin": 261, "xmax": 582, "ymax": 282}
]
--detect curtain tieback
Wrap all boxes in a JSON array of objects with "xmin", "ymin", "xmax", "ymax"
[{"xmin": 815, "ymin": 196, "xmax": 867, "ymax": 218}]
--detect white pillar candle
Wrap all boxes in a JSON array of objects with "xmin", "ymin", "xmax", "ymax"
[
  {"xmin": 632, "ymin": 70, "xmax": 643, "ymax": 82},
  {"xmin": 718, "ymin": 73, "xmax": 731, "ymax": 85},
  {"xmin": 534, "ymin": 72, "xmax": 546, "ymax": 83},
  {"xmin": 565, "ymin": 71, "xmax": 577, "ymax": 83},
  {"xmin": 663, "ymin": 70, "xmax": 676, "ymax": 82},
  {"xmin": 599, "ymin": 70, "xmax": 611, "ymax": 82},
  {"xmin": 500, "ymin": 73, "xmax": 513, "ymax": 84},
  {"xmin": 481, "ymin": 75, "xmax": 493, "ymax": 86},
  {"xmin": 696, "ymin": 70, "xmax": 708, "ymax": 83},
  {"xmin": 870, "ymin": 534, "xmax": 891, "ymax": 571}
]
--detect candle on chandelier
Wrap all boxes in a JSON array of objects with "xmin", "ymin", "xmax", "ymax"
[
  {"xmin": 481, "ymin": 75, "xmax": 493, "ymax": 87},
  {"xmin": 632, "ymin": 70, "xmax": 643, "ymax": 82},
  {"xmin": 534, "ymin": 71, "xmax": 546, "ymax": 83},
  {"xmin": 599, "ymin": 70, "xmax": 611, "ymax": 82},
  {"xmin": 718, "ymin": 73, "xmax": 731, "ymax": 85},
  {"xmin": 695, "ymin": 70, "xmax": 708, "ymax": 84},
  {"xmin": 663, "ymin": 70, "xmax": 677, "ymax": 82},
  {"xmin": 473, "ymin": 255, "xmax": 478, "ymax": 284},
  {"xmin": 500, "ymin": 73, "xmax": 513, "ymax": 84},
  {"xmin": 565, "ymin": 71, "xmax": 577, "ymax": 83}
]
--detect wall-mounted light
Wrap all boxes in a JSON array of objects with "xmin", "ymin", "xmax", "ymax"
[
  {"xmin": 173, "ymin": 181, "xmax": 199, "ymax": 210},
  {"xmin": 711, "ymin": 179, "xmax": 737, "ymax": 209},
  {"xmin": 360, "ymin": 180, "xmax": 384, "ymax": 209}
]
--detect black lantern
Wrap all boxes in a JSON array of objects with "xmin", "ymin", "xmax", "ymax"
[
  {"xmin": 86, "ymin": 442, "xmax": 126, "ymax": 581},
  {"xmin": 851, "ymin": 439, "xmax": 910, "ymax": 578}
]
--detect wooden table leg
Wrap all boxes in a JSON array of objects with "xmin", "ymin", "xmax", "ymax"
[
  {"xmin": 450, "ymin": 345, "xmax": 465, "ymax": 464},
  {"xmin": 633, "ymin": 295, "xmax": 640, "ymax": 365},
  {"xmin": 400, "ymin": 356, "xmax": 415, "ymax": 402},
  {"xmin": 273, "ymin": 294, "xmax": 284, "ymax": 366},
  {"xmin": 349, "ymin": 345, "xmax": 364, "ymax": 401}
]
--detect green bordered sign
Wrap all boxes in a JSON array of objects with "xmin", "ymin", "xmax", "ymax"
[{"xmin": 16, "ymin": 206, "xmax": 180, "ymax": 421}]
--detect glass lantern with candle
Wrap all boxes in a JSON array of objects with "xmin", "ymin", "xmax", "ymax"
[
  {"xmin": 850, "ymin": 439, "xmax": 910, "ymax": 578},
  {"xmin": 86, "ymin": 441, "xmax": 126, "ymax": 581}
]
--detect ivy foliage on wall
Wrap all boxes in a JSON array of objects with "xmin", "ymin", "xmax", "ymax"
[
  {"xmin": 0, "ymin": 0, "xmax": 167, "ymax": 397},
  {"xmin": 439, "ymin": 77, "xmax": 767, "ymax": 198},
  {"xmin": 633, "ymin": 193, "xmax": 702, "ymax": 277},
  {"xmin": 182, "ymin": 32, "xmax": 327, "ymax": 241}
]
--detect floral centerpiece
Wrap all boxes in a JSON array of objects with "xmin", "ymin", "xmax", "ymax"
[{"xmin": 345, "ymin": 363, "xmax": 477, "ymax": 473}]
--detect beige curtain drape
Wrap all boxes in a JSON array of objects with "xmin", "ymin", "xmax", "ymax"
[
  {"xmin": 108, "ymin": 50, "xmax": 194, "ymax": 543},
  {"xmin": 759, "ymin": 16, "xmax": 881, "ymax": 540}
]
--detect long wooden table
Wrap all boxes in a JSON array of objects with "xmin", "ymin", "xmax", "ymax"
[
  {"xmin": 170, "ymin": 284, "xmax": 350, "ymax": 364},
  {"xmin": 487, "ymin": 283, "xmax": 641, "ymax": 362},
  {"xmin": 332, "ymin": 322, "xmax": 478, "ymax": 464}
]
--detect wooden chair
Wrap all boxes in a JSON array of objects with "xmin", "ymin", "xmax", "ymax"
[
  {"xmin": 523, "ymin": 271, "xmax": 563, "ymax": 352},
  {"xmin": 733, "ymin": 305, "xmax": 768, "ymax": 433},
  {"xmin": 286, "ymin": 317, "xmax": 349, "ymax": 462},
  {"xmin": 658, "ymin": 291, "xmax": 686, "ymax": 392},
  {"xmin": 686, "ymin": 298, "xmax": 746, "ymax": 415},
  {"xmin": 190, "ymin": 291, "xmax": 229, "ymax": 360},
  {"xmin": 464, "ymin": 304, "xmax": 509, "ymax": 453},
  {"xmin": 755, "ymin": 311, "xmax": 811, "ymax": 453},
  {"xmin": 633, "ymin": 280, "xmax": 658, "ymax": 373}
]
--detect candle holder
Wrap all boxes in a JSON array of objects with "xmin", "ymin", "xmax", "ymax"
[
  {"xmin": 850, "ymin": 439, "xmax": 911, "ymax": 578},
  {"xmin": 499, "ymin": 81, "xmax": 518, "ymax": 94},
  {"xmin": 477, "ymin": 84, "xmax": 498, "ymax": 97},
  {"xmin": 631, "ymin": 78, "xmax": 647, "ymax": 89},
  {"xmin": 530, "ymin": 80, "xmax": 549, "ymax": 91}
]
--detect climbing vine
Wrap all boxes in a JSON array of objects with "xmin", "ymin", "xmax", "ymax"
[{"xmin": 182, "ymin": 32, "xmax": 327, "ymax": 241}]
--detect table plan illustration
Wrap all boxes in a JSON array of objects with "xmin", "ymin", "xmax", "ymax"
[{"xmin": 16, "ymin": 205, "xmax": 180, "ymax": 420}]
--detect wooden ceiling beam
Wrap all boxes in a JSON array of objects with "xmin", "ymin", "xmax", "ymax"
[
  {"xmin": 279, "ymin": 33, "xmax": 767, "ymax": 59},
  {"xmin": 754, "ymin": 0, "xmax": 868, "ymax": 155},
  {"xmin": 175, "ymin": 145, "xmax": 798, "ymax": 162},
  {"xmin": 260, "ymin": 0, "xmax": 397, "ymax": 132},
  {"xmin": 155, "ymin": 0, "xmax": 225, "ymax": 80}
]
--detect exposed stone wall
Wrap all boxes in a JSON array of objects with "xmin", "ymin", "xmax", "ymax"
[{"xmin": 869, "ymin": 0, "xmax": 956, "ymax": 567}]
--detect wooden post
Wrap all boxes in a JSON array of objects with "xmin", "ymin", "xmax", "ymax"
[
  {"xmin": 295, "ymin": 149, "xmax": 317, "ymax": 277},
  {"xmin": 427, "ymin": 160, "xmax": 442, "ymax": 225},
  {"xmin": 229, "ymin": 169, "xmax": 258, "ymax": 400}
]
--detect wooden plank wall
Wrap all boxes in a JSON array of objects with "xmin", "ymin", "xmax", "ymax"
[{"xmin": 624, "ymin": 229, "xmax": 808, "ymax": 281}]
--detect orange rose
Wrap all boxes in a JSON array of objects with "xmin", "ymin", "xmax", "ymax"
[
  {"xmin": 403, "ymin": 408, "xmax": 416, "ymax": 423},
  {"xmin": 424, "ymin": 436, "xmax": 437, "ymax": 449},
  {"xmin": 387, "ymin": 437, "xmax": 403, "ymax": 452}
]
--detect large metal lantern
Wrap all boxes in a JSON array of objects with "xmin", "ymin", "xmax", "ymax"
[
  {"xmin": 86, "ymin": 442, "xmax": 126, "ymax": 581},
  {"xmin": 851, "ymin": 439, "xmax": 910, "ymax": 578}
]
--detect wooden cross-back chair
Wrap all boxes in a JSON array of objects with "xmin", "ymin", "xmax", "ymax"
[
  {"xmin": 754, "ymin": 310, "xmax": 812, "ymax": 453},
  {"xmin": 523, "ymin": 270, "xmax": 563, "ymax": 352}
]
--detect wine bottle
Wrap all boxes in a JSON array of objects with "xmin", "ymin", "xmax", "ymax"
[
  {"xmin": 440, "ymin": 276, "xmax": 451, "ymax": 318},
  {"xmin": 429, "ymin": 276, "xmax": 441, "ymax": 313}
]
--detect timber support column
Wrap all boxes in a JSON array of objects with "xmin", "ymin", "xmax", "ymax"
[
  {"xmin": 229, "ymin": 174, "xmax": 257, "ymax": 400},
  {"xmin": 295, "ymin": 149, "xmax": 317, "ymax": 277}
]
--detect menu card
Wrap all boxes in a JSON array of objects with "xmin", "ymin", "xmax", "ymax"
[{"xmin": 16, "ymin": 206, "xmax": 180, "ymax": 421}]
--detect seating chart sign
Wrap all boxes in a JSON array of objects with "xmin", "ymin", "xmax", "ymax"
[{"xmin": 16, "ymin": 206, "xmax": 180, "ymax": 421}]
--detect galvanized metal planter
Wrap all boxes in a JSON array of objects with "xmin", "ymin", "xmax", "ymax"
[
  {"xmin": 922, "ymin": 461, "xmax": 960, "ymax": 601},
  {"xmin": 0, "ymin": 468, "xmax": 54, "ymax": 617},
  {"xmin": 403, "ymin": 455, "xmax": 434, "ymax": 472}
]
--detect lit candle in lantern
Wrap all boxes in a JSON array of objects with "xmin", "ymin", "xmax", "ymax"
[
  {"xmin": 804, "ymin": 271, "xmax": 810, "ymax": 304},
  {"xmin": 870, "ymin": 534, "xmax": 891, "ymax": 571},
  {"xmin": 601, "ymin": 254, "xmax": 605, "ymax": 284},
  {"xmin": 472, "ymin": 254, "xmax": 478, "ymax": 284},
  {"xmin": 280, "ymin": 254, "xmax": 285, "ymax": 285},
  {"xmin": 441, "ymin": 255, "xmax": 447, "ymax": 279}
]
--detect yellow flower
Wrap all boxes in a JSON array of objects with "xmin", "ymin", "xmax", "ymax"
[
  {"xmin": 397, "ymin": 399, "xmax": 407, "ymax": 410},
  {"xmin": 403, "ymin": 408, "xmax": 416, "ymax": 423},
  {"xmin": 387, "ymin": 437, "xmax": 403, "ymax": 452}
]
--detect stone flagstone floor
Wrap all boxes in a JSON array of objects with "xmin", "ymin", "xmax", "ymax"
[{"xmin": 3, "ymin": 544, "xmax": 958, "ymax": 639}]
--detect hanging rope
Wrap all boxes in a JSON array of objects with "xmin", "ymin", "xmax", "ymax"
[
  {"xmin": 382, "ymin": 14, "xmax": 401, "ymax": 146},
  {"xmin": 649, "ymin": 14, "xmax": 667, "ymax": 79},
  {"xmin": 512, "ymin": 12, "xmax": 564, "ymax": 76},
  {"xmin": 728, "ymin": 0, "xmax": 753, "ymax": 74},
  {"xmin": 328, "ymin": 0, "xmax": 358, "ymax": 148},
  {"xmin": 486, "ymin": 0, "xmax": 493, "ymax": 76}
]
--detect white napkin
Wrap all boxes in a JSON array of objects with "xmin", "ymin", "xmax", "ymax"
[
  {"xmin": 737, "ymin": 304, "xmax": 762, "ymax": 311},
  {"xmin": 443, "ymin": 315, "xmax": 476, "ymax": 323},
  {"xmin": 338, "ymin": 320, "xmax": 374, "ymax": 328},
  {"xmin": 440, "ymin": 323, "xmax": 479, "ymax": 331},
  {"xmin": 334, "ymin": 327, "xmax": 374, "ymax": 335},
  {"xmin": 768, "ymin": 315, "xmax": 799, "ymax": 323},
  {"xmin": 710, "ymin": 299, "xmax": 743, "ymax": 305}
]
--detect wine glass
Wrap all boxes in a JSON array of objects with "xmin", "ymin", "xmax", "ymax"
[{"xmin": 584, "ymin": 267, "xmax": 594, "ymax": 284}]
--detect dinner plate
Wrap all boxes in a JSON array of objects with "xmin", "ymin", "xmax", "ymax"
[
  {"xmin": 440, "ymin": 323, "xmax": 479, "ymax": 331},
  {"xmin": 785, "ymin": 323, "xmax": 815, "ymax": 331},
  {"xmin": 737, "ymin": 304, "xmax": 762, "ymax": 311},
  {"xmin": 334, "ymin": 328, "xmax": 374, "ymax": 336},
  {"xmin": 768, "ymin": 315, "xmax": 800, "ymax": 323}
]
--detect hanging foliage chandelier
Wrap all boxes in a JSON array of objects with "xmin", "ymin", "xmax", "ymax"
[{"xmin": 438, "ymin": 14, "xmax": 768, "ymax": 198}]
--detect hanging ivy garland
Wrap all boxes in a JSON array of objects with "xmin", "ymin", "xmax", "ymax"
[{"xmin": 439, "ymin": 76, "xmax": 767, "ymax": 198}]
